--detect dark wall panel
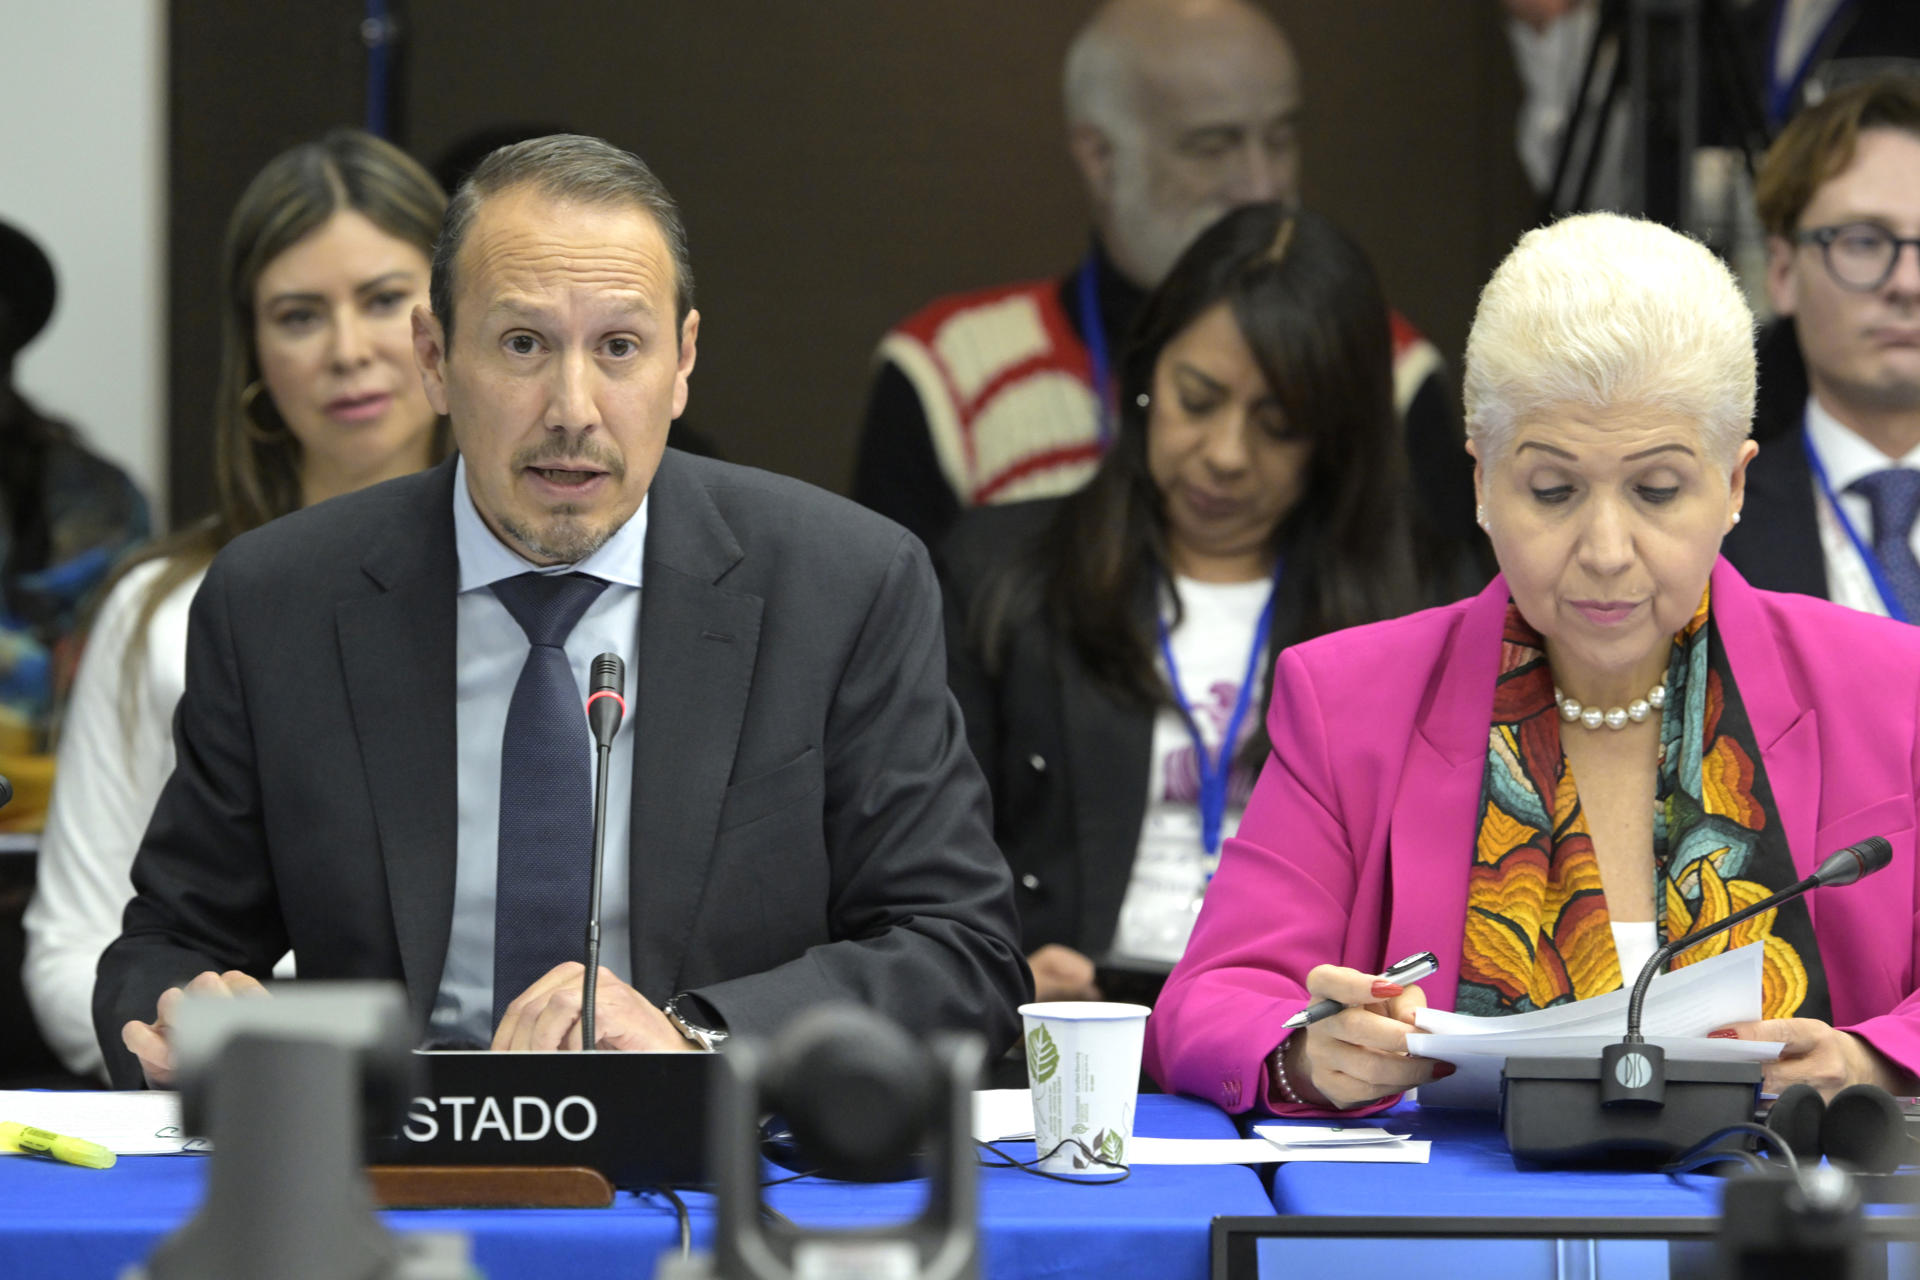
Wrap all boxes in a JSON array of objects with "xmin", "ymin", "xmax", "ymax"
[
  {"xmin": 401, "ymin": 3, "xmax": 1092, "ymax": 497},
  {"xmin": 1271, "ymin": 1, "xmax": 1535, "ymax": 371},
  {"xmin": 168, "ymin": 0, "xmax": 367, "ymax": 524},
  {"xmin": 167, "ymin": 2, "xmax": 1530, "ymax": 520}
]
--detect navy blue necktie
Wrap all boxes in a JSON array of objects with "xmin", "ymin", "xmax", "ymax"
[
  {"xmin": 490, "ymin": 571, "xmax": 610, "ymax": 1029},
  {"xmin": 1848, "ymin": 468, "xmax": 1920, "ymax": 623}
]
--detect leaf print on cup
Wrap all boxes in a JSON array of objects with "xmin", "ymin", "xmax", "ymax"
[{"xmin": 1027, "ymin": 1024, "xmax": 1060, "ymax": 1084}]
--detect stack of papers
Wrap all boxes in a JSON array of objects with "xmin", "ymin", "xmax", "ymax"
[
  {"xmin": 0, "ymin": 1090, "xmax": 201, "ymax": 1155},
  {"xmin": 1406, "ymin": 943, "xmax": 1782, "ymax": 1109}
]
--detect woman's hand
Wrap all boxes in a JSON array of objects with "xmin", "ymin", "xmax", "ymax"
[
  {"xmin": 1275, "ymin": 963, "xmax": 1452, "ymax": 1110},
  {"xmin": 1028, "ymin": 944, "xmax": 1103, "ymax": 1002},
  {"xmin": 1715, "ymin": 1019, "xmax": 1919, "ymax": 1098}
]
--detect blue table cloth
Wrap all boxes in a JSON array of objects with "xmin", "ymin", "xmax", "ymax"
[
  {"xmin": 0, "ymin": 1093, "xmax": 1270, "ymax": 1280},
  {"xmin": 1268, "ymin": 1101, "xmax": 1901, "ymax": 1218}
]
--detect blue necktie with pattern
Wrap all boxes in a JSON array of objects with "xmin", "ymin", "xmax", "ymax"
[
  {"xmin": 1848, "ymin": 468, "xmax": 1920, "ymax": 623},
  {"xmin": 489, "ymin": 571, "xmax": 610, "ymax": 1029}
]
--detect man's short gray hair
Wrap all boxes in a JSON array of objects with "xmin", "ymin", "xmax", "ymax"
[
  {"xmin": 429, "ymin": 133, "xmax": 694, "ymax": 345},
  {"xmin": 1464, "ymin": 212, "xmax": 1755, "ymax": 469}
]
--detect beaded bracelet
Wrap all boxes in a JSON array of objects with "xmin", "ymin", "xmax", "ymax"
[{"xmin": 1269, "ymin": 1040, "xmax": 1302, "ymax": 1105}]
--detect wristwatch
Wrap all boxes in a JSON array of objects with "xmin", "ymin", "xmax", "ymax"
[{"xmin": 663, "ymin": 994, "xmax": 729, "ymax": 1051}]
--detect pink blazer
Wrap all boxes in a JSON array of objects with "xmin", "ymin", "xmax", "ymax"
[{"xmin": 1146, "ymin": 559, "xmax": 1920, "ymax": 1114}]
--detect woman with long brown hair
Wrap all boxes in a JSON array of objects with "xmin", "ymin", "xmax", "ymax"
[
  {"xmin": 940, "ymin": 203, "xmax": 1429, "ymax": 1009},
  {"xmin": 24, "ymin": 129, "xmax": 448, "ymax": 1078}
]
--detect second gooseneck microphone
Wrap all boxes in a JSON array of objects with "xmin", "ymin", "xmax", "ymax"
[
  {"xmin": 1599, "ymin": 835, "xmax": 1894, "ymax": 1111},
  {"xmin": 581, "ymin": 653, "xmax": 627, "ymax": 1050},
  {"xmin": 1504, "ymin": 834, "xmax": 1898, "ymax": 1164},
  {"xmin": 1621, "ymin": 835, "xmax": 1894, "ymax": 1043}
]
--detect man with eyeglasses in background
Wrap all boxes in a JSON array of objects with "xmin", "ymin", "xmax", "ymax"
[{"xmin": 1726, "ymin": 75, "xmax": 1920, "ymax": 622}]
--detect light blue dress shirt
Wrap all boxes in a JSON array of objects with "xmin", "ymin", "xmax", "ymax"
[
  {"xmin": 429, "ymin": 456, "xmax": 646, "ymax": 1046},
  {"xmin": 1804, "ymin": 394, "xmax": 1920, "ymax": 620}
]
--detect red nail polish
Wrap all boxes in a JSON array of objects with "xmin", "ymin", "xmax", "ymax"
[
  {"xmin": 1431, "ymin": 1063, "xmax": 1456, "ymax": 1079},
  {"xmin": 1708, "ymin": 1029, "xmax": 1739, "ymax": 1040},
  {"xmin": 1371, "ymin": 981, "xmax": 1404, "ymax": 999}
]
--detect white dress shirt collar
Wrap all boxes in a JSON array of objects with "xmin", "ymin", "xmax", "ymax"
[
  {"xmin": 452, "ymin": 455, "xmax": 648, "ymax": 593},
  {"xmin": 1804, "ymin": 395, "xmax": 1920, "ymax": 492}
]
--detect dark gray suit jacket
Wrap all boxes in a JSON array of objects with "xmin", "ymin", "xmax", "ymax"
[
  {"xmin": 937, "ymin": 501, "xmax": 1154, "ymax": 957},
  {"xmin": 1722, "ymin": 425, "xmax": 1830, "ymax": 601},
  {"xmin": 94, "ymin": 452, "xmax": 1028, "ymax": 1086}
]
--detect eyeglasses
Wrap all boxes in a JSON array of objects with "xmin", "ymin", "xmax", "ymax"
[{"xmin": 1793, "ymin": 222, "xmax": 1920, "ymax": 292}]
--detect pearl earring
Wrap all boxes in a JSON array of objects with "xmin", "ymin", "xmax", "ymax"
[
  {"xmin": 1135, "ymin": 392, "xmax": 1151, "ymax": 408},
  {"xmin": 1476, "ymin": 503, "xmax": 1488, "ymax": 529},
  {"xmin": 1731, "ymin": 512, "xmax": 1742, "ymax": 525}
]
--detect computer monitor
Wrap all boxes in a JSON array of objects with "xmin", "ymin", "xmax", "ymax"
[{"xmin": 1211, "ymin": 1214, "xmax": 1920, "ymax": 1280}]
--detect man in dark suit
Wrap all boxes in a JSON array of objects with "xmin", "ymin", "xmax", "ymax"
[
  {"xmin": 1724, "ymin": 76, "xmax": 1920, "ymax": 615},
  {"xmin": 94, "ymin": 135, "xmax": 1028, "ymax": 1088}
]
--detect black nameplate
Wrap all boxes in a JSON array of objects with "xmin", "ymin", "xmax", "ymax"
[{"xmin": 366, "ymin": 1049, "xmax": 717, "ymax": 1188}]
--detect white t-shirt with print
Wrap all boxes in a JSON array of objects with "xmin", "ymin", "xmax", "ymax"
[{"xmin": 1110, "ymin": 575, "xmax": 1273, "ymax": 965}]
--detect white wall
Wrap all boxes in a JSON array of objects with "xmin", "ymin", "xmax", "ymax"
[{"xmin": 0, "ymin": 0, "xmax": 167, "ymax": 523}]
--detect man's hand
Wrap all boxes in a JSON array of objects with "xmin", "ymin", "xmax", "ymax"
[
  {"xmin": 1028, "ymin": 944, "xmax": 1102, "ymax": 1002},
  {"xmin": 121, "ymin": 969, "xmax": 270, "ymax": 1088},
  {"xmin": 491, "ymin": 961, "xmax": 697, "ymax": 1052},
  {"xmin": 1715, "ymin": 1019, "xmax": 1918, "ymax": 1098}
]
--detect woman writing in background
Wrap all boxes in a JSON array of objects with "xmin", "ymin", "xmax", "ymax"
[
  {"xmin": 1148, "ymin": 213, "xmax": 1920, "ymax": 1115},
  {"xmin": 24, "ymin": 129, "xmax": 448, "ymax": 1079},
  {"xmin": 940, "ymin": 203, "xmax": 1425, "ymax": 1007}
]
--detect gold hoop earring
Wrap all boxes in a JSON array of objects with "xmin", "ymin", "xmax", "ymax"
[{"xmin": 238, "ymin": 380, "xmax": 288, "ymax": 446}]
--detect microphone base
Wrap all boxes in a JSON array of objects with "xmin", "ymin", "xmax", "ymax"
[{"xmin": 1501, "ymin": 1055, "xmax": 1762, "ymax": 1166}]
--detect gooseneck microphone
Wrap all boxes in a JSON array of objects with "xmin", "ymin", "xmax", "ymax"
[
  {"xmin": 580, "ymin": 653, "xmax": 627, "ymax": 1051},
  {"xmin": 1503, "ymin": 835, "xmax": 1895, "ymax": 1164}
]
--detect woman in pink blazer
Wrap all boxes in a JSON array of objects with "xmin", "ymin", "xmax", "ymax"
[{"xmin": 1147, "ymin": 212, "xmax": 1920, "ymax": 1115}]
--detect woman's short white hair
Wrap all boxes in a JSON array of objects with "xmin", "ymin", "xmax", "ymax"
[{"xmin": 1464, "ymin": 212, "xmax": 1756, "ymax": 469}]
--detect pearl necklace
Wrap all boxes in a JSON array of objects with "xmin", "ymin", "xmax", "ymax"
[{"xmin": 1554, "ymin": 681, "xmax": 1667, "ymax": 732}]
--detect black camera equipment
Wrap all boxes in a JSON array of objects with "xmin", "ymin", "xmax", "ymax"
[
  {"xmin": 1540, "ymin": 0, "xmax": 1773, "ymax": 228},
  {"xmin": 662, "ymin": 1004, "xmax": 985, "ymax": 1280},
  {"xmin": 126, "ymin": 982, "xmax": 473, "ymax": 1280}
]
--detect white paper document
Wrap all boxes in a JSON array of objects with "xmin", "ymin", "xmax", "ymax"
[
  {"xmin": 971, "ymin": 1089, "xmax": 1430, "ymax": 1165},
  {"xmin": 1126, "ymin": 1136, "xmax": 1291, "ymax": 1164},
  {"xmin": 1252, "ymin": 1122, "xmax": 1431, "ymax": 1165},
  {"xmin": 972, "ymin": 1088, "xmax": 1039, "ymax": 1142},
  {"xmin": 1406, "ymin": 943, "xmax": 1782, "ymax": 1109},
  {"xmin": 1125, "ymin": 1133, "xmax": 1429, "ymax": 1165},
  {"xmin": 0, "ymin": 1090, "xmax": 202, "ymax": 1155}
]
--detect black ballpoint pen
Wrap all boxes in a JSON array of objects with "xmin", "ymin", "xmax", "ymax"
[{"xmin": 1282, "ymin": 950, "xmax": 1439, "ymax": 1030}]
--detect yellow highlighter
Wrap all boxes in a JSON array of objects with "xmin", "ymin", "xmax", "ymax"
[{"xmin": 0, "ymin": 1121, "xmax": 117, "ymax": 1169}]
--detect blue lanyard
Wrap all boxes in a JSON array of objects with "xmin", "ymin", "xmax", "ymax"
[
  {"xmin": 1765, "ymin": 0, "xmax": 1855, "ymax": 127},
  {"xmin": 1802, "ymin": 422, "xmax": 1910, "ymax": 624},
  {"xmin": 1075, "ymin": 253, "xmax": 1116, "ymax": 446},
  {"xmin": 1154, "ymin": 560, "xmax": 1284, "ymax": 857}
]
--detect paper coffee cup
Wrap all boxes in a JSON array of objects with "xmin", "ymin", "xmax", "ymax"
[{"xmin": 1018, "ymin": 1001, "xmax": 1150, "ymax": 1175}]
